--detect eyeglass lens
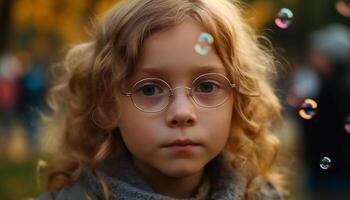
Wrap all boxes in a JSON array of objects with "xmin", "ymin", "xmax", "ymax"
[{"xmin": 130, "ymin": 73, "xmax": 232, "ymax": 112}]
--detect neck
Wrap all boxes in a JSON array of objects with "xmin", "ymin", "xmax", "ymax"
[{"xmin": 132, "ymin": 159, "xmax": 205, "ymax": 198}]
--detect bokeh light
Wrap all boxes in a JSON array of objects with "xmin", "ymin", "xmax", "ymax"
[{"xmin": 336, "ymin": 0, "xmax": 350, "ymax": 17}]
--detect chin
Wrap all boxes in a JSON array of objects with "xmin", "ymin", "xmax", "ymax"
[{"xmin": 159, "ymin": 161, "xmax": 204, "ymax": 178}]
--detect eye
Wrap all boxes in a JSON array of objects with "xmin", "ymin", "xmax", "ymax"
[
  {"xmin": 195, "ymin": 81, "xmax": 220, "ymax": 94},
  {"xmin": 135, "ymin": 83, "xmax": 164, "ymax": 96}
]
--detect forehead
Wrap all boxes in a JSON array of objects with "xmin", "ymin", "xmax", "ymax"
[{"xmin": 130, "ymin": 17, "xmax": 227, "ymax": 84}]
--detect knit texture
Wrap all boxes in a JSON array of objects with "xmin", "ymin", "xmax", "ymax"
[{"xmin": 80, "ymin": 153, "xmax": 282, "ymax": 200}]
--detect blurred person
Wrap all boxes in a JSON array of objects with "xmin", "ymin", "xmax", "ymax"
[
  {"xmin": 0, "ymin": 51, "xmax": 23, "ymax": 155},
  {"xmin": 290, "ymin": 23, "xmax": 350, "ymax": 200},
  {"xmin": 18, "ymin": 36, "xmax": 52, "ymax": 150},
  {"xmin": 19, "ymin": 60, "xmax": 47, "ymax": 149}
]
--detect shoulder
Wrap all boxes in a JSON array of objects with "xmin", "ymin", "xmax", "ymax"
[
  {"xmin": 258, "ymin": 182, "xmax": 284, "ymax": 200},
  {"xmin": 35, "ymin": 182, "xmax": 97, "ymax": 200}
]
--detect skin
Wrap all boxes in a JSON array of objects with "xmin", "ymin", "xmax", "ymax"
[
  {"xmin": 308, "ymin": 50, "xmax": 333, "ymax": 79},
  {"xmin": 118, "ymin": 17, "xmax": 234, "ymax": 198}
]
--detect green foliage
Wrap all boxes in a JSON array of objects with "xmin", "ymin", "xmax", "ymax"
[{"xmin": 0, "ymin": 159, "xmax": 39, "ymax": 200}]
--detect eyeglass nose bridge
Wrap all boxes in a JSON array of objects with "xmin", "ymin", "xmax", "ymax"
[
  {"xmin": 167, "ymin": 86, "xmax": 197, "ymax": 110},
  {"xmin": 169, "ymin": 86, "xmax": 193, "ymax": 97}
]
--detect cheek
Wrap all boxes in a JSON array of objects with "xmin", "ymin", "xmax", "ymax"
[
  {"xmin": 118, "ymin": 101, "xmax": 159, "ymax": 153},
  {"xmin": 203, "ymin": 100, "xmax": 233, "ymax": 147}
]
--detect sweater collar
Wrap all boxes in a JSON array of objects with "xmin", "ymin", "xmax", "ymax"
[{"xmin": 82, "ymin": 153, "xmax": 247, "ymax": 200}]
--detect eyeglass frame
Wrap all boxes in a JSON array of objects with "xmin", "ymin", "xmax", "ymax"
[{"xmin": 121, "ymin": 72, "xmax": 236, "ymax": 113}]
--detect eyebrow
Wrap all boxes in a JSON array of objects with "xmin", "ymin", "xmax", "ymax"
[{"xmin": 135, "ymin": 65, "xmax": 227, "ymax": 77}]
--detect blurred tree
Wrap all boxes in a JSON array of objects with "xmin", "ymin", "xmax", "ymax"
[{"xmin": 0, "ymin": 0, "xmax": 14, "ymax": 53}]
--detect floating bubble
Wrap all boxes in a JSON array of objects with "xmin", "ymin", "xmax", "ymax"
[
  {"xmin": 336, "ymin": 0, "xmax": 350, "ymax": 17},
  {"xmin": 298, "ymin": 98, "xmax": 318, "ymax": 120},
  {"xmin": 194, "ymin": 32, "xmax": 214, "ymax": 55},
  {"xmin": 275, "ymin": 8, "xmax": 293, "ymax": 29},
  {"xmin": 320, "ymin": 157, "xmax": 331, "ymax": 170},
  {"xmin": 345, "ymin": 115, "xmax": 350, "ymax": 134}
]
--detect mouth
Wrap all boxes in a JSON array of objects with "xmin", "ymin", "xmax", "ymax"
[
  {"xmin": 161, "ymin": 138, "xmax": 201, "ymax": 155},
  {"xmin": 163, "ymin": 143, "xmax": 200, "ymax": 154},
  {"xmin": 162, "ymin": 138, "xmax": 200, "ymax": 148}
]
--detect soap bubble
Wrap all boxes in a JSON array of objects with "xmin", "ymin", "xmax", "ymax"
[
  {"xmin": 336, "ymin": 0, "xmax": 350, "ymax": 17},
  {"xmin": 275, "ymin": 8, "xmax": 294, "ymax": 29},
  {"xmin": 320, "ymin": 157, "xmax": 331, "ymax": 170},
  {"xmin": 345, "ymin": 115, "xmax": 350, "ymax": 134},
  {"xmin": 194, "ymin": 32, "xmax": 214, "ymax": 55},
  {"xmin": 298, "ymin": 98, "xmax": 318, "ymax": 120}
]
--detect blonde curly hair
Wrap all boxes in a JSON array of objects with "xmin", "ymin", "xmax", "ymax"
[{"xmin": 40, "ymin": 0, "xmax": 286, "ymax": 199}]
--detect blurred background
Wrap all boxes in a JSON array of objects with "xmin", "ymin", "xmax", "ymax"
[{"xmin": 0, "ymin": 0, "xmax": 349, "ymax": 199}]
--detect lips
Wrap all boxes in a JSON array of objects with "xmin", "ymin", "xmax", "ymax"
[{"xmin": 162, "ymin": 138, "xmax": 199, "ymax": 147}]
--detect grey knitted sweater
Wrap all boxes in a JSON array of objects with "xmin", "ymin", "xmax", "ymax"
[{"xmin": 36, "ymin": 154, "xmax": 283, "ymax": 200}]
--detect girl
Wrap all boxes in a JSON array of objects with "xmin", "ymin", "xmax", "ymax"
[{"xmin": 37, "ymin": 0, "xmax": 286, "ymax": 199}]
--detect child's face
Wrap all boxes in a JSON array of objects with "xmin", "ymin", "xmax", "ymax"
[{"xmin": 118, "ymin": 18, "xmax": 234, "ymax": 178}]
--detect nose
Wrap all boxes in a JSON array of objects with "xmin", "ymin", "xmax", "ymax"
[{"xmin": 165, "ymin": 86, "xmax": 197, "ymax": 128}]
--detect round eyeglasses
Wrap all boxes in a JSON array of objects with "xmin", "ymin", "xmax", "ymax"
[{"xmin": 121, "ymin": 73, "xmax": 236, "ymax": 113}]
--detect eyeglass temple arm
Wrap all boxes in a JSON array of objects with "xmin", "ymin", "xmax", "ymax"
[{"xmin": 121, "ymin": 91, "xmax": 132, "ymax": 97}]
